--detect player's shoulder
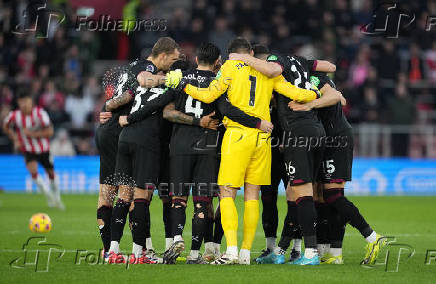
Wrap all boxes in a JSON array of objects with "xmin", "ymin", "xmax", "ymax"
[
  {"xmin": 222, "ymin": 60, "xmax": 249, "ymax": 71},
  {"xmin": 130, "ymin": 58, "xmax": 158, "ymax": 75},
  {"xmin": 311, "ymin": 72, "xmax": 336, "ymax": 89},
  {"xmin": 33, "ymin": 105, "xmax": 47, "ymax": 113}
]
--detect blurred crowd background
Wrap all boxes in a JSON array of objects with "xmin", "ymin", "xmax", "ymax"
[{"xmin": 1, "ymin": 0, "xmax": 436, "ymax": 157}]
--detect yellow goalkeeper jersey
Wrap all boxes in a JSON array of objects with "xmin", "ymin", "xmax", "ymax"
[{"xmin": 184, "ymin": 59, "xmax": 317, "ymax": 128}]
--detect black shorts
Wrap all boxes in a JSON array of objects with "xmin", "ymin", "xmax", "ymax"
[
  {"xmin": 95, "ymin": 128, "xmax": 119, "ymax": 185},
  {"xmin": 158, "ymin": 142, "xmax": 171, "ymax": 198},
  {"xmin": 261, "ymin": 144, "xmax": 288, "ymax": 191},
  {"xmin": 115, "ymin": 141, "xmax": 160, "ymax": 190},
  {"xmin": 283, "ymin": 122, "xmax": 326, "ymax": 185},
  {"xmin": 24, "ymin": 152, "xmax": 54, "ymax": 169},
  {"xmin": 318, "ymin": 128, "xmax": 353, "ymax": 183},
  {"xmin": 170, "ymin": 154, "xmax": 219, "ymax": 197}
]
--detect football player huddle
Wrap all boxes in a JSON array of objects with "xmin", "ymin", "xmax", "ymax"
[{"xmin": 95, "ymin": 36, "xmax": 386, "ymax": 266}]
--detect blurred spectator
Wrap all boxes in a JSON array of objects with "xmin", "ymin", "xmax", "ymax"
[
  {"xmin": 408, "ymin": 43, "xmax": 425, "ymax": 83},
  {"xmin": 64, "ymin": 45, "xmax": 82, "ymax": 79},
  {"xmin": 50, "ymin": 129, "xmax": 76, "ymax": 156},
  {"xmin": 425, "ymin": 41, "xmax": 436, "ymax": 84},
  {"xmin": 39, "ymin": 80, "xmax": 65, "ymax": 110},
  {"xmin": 38, "ymin": 81, "xmax": 69, "ymax": 127},
  {"xmin": 16, "ymin": 47, "xmax": 36, "ymax": 81},
  {"xmin": 349, "ymin": 45, "xmax": 370, "ymax": 87},
  {"xmin": 209, "ymin": 17, "xmax": 235, "ymax": 57},
  {"xmin": 377, "ymin": 41, "xmax": 400, "ymax": 82},
  {"xmin": 386, "ymin": 84, "xmax": 416, "ymax": 157},
  {"xmin": 358, "ymin": 86, "xmax": 380, "ymax": 157},
  {"xmin": 65, "ymin": 89, "xmax": 93, "ymax": 129}
]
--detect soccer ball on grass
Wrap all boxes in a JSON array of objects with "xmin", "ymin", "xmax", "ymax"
[{"xmin": 29, "ymin": 213, "xmax": 52, "ymax": 233}]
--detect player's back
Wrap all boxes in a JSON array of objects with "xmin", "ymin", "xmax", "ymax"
[
  {"xmin": 222, "ymin": 60, "xmax": 274, "ymax": 127},
  {"xmin": 170, "ymin": 68, "xmax": 218, "ymax": 156}
]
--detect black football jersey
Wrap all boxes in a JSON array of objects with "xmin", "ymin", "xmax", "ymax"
[
  {"xmin": 267, "ymin": 54, "xmax": 319, "ymax": 130},
  {"xmin": 97, "ymin": 59, "xmax": 144, "ymax": 136},
  {"xmin": 170, "ymin": 69, "xmax": 219, "ymax": 155},
  {"xmin": 119, "ymin": 59, "xmax": 167, "ymax": 148},
  {"xmin": 311, "ymin": 72, "xmax": 352, "ymax": 135}
]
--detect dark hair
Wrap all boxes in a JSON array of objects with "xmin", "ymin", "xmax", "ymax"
[
  {"xmin": 170, "ymin": 60, "xmax": 190, "ymax": 71},
  {"xmin": 252, "ymin": 44, "xmax": 270, "ymax": 57},
  {"xmin": 17, "ymin": 88, "xmax": 31, "ymax": 99},
  {"xmin": 227, "ymin": 37, "xmax": 252, "ymax": 54},
  {"xmin": 151, "ymin": 37, "xmax": 179, "ymax": 57},
  {"xmin": 196, "ymin": 42, "xmax": 221, "ymax": 65}
]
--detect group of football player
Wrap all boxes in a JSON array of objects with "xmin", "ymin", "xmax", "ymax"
[{"xmin": 95, "ymin": 36, "xmax": 386, "ymax": 266}]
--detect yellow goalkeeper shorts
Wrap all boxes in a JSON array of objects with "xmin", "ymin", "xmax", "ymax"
[{"xmin": 218, "ymin": 126, "xmax": 271, "ymax": 188}]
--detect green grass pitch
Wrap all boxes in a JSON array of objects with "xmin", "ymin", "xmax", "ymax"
[{"xmin": 0, "ymin": 193, "xmax": 435, "ymax": 283}]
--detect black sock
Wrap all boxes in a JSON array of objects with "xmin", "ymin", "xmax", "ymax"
[
  {"xmin": 278, "ymin": 201, "xmax": 298, "ymax": 250},
  {"xmin": 145, "ymin": 203, "xmax": 151, "ymax": 240},
  {"xmin": 213, "ymin": 204, "xmax": 224, "ymax": 244},
  {"xmin": 131, "ymin": 199, "xmax": 149, "ymax": 247},
  {"xmin": 171, "ymin": 198, "xmax": 187, "ymax": 237},
  {"xmin": 111, "ymin": 199, "xmax": 130, "ymax": 243},
  {"xmin": 191, "ymin": 200, "xmax": 210, "ymax": 251},
  {"xmin": 203, "ymin": 202, "xmax": 214, "ymax": 243},
  {"xmin": 97, "ymin": 206, "xmax": 112, "ymax": 253},
  {"xmin": 324, "ymin": 188, "xmax": 373, "ymax": 238},
  {"xmin": 162, "ymin": 198, "xmax": 172, "ymax": 238},
  {"xmin": 296, "ymin": 196, "xmax": 317, "ymax": 249},
  {"xmin": 329, "ymin": 207, "xmax": 346, "ymax": 248},
  {"xmin": 261, "ymin": 188, "xmax": 278, "ymax": 238},
  {"xmin": 315, "ymin": 202, "xmax": 330, "ymax": 244}
]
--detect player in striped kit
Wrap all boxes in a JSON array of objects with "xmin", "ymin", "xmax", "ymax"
[{"xmin": 2, "ymin": 91, "xmax": 64, "ymax": 209}]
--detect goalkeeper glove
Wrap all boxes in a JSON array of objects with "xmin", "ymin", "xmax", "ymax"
[
  {"xmin": 165, "ymin": 69, "xmax": 183, "ymax": 89},
  {"xmin": 310, "ymin": 84, "xmax": 322, "ymax": 99}
]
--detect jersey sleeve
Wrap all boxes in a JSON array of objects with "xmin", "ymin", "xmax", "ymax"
[
  {"xmin": 127, "ymin": 89, "xmax": 174, "ymax": 124},
  {"xmin": 273, "ymin": 75, "xmax": 317, "ymax": 102},
  {"xmin": 295, "ymin": 56, "xmax": 317, "ymax": 72},
  {"xmin": 39, "ymin": 108, "xmax": 51, "ymax": 127},
  {"xmin": 216, "ymin": 95, "xmax": 260, "ymax": 129},
  {"xmin": 310, "ymin": 72, "xmax": 336, "ymax": 89},
  {"xmin": 184, "ymin": 64, "xmax": 231, "ymax": 103}
]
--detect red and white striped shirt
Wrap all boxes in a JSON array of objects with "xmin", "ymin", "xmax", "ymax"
[{"xmin": 4, "ymin": 106, "xmax": 51, "ymax": 153}]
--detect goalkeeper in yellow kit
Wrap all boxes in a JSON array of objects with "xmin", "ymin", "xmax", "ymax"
[{"xmin": 166, "ymin": 38, "xmax": 321, "ymax": 265}]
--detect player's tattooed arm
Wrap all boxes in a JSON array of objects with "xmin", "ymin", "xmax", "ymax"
[
  {"xmin": 105, "ymin": 90, "xmax": 133, "ymax": 111},
  {"xmin": 163, "ymin": 102, "xmax": 195, "ymax": 125},
  {"xmin": 125, "ymin": 89, "xmax": 174, "ymax": 125},
  {"xmin": 228, "ymin": 53, "xmax": 282, "ymax": 78},
  {"xmin": 137, "ymin": 71, "xmax": 166, "ymax": 88},
  {"xmin": 163, "ymin": 102, "xmax": 219, "ymax": 130}
]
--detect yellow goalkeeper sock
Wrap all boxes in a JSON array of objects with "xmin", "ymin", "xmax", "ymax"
[
  {"xmin": 241, "ymin": 199, "xmax": 259, "ymax": 250},
  {"xmin": 220, "ymin": 197, "xmax": 238, "ymax": 248}
]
